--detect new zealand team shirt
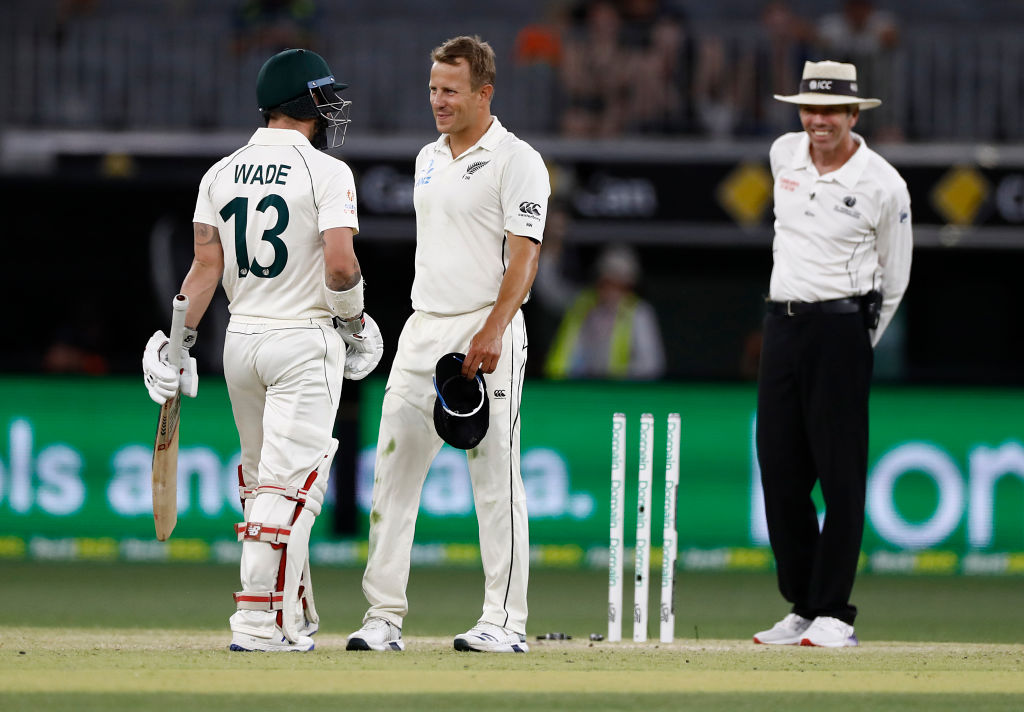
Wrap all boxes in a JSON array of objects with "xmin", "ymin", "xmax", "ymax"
[
  {"xmin": 411, "ymin": 116, "xmax": 550, "ymax": 315},
  {"xmin": 193, "ymin": 128, "xmax": 359, "ymax": 320},
  {"xmin": 769, "ymin": 131, "xmax": 912, "ymax": 344}
]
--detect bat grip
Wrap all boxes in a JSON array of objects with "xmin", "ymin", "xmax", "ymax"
[{"xmin": 167, "ymin": 294, "xmax": 190, "ymax": 369}]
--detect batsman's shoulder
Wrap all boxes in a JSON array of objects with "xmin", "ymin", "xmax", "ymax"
[
  {"xmin": 207, "ymin": 154, "xmax": 234, "ymax": 172},
  {"xmin": 301, "ymin": 145, "xmax": 355, "ymax": 181},
  {"xmin": 200, "ymin": 154, "xmax": 234, "ymax": 184}
]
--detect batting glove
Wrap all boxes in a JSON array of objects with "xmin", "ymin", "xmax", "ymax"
[
  {"xmin": 142, "ymin": 330, "xmax": 198, "ymax": 404},
  {"xmin": 336, "ymin": 313, "xmax": 383, "ymax": 380}
]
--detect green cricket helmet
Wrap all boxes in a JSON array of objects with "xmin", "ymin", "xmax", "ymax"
[{"xmin": 256, "ymin": 48, "xmax": 351, "ymax": 149}]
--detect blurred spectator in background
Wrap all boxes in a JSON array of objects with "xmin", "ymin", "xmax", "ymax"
[
  {"xmin": 514, "ymin": 0, "xmax": 573, "ymax": 133},
  {"xmin": 816, "ymin": 0, "xmax": 902, "ymax": 140},
  {"xmin": 694, "ymin": 0, "xmax": 816, "ymax": 138},
  {"xmin": 616, "ymin": 0, "xmax": 688, "ymax": 134},
  {"xmin": 818, "ymin": 0, "xmax": 898, "ymax": 59},
  {"xmin": 559, "ymin": 0, "xmax": 685, "ymax": 137},
  {"xmin": 49, "ymin": 0, "xmax": 104, "ymax": 124},
  {"xmin": 757, "ymin": 0, "xmax": 816, "ymax": 135},
  {"xmin": 514, "ymin": 1, "xmax": 570, "ymax": 69},
  {"xmin": 559, "ymin": 0, "xmax": 629, "ymax": 137},
  {"xmin": 692, "ymin": 34, "xmax": 747, "ymax": 138},
  {"xmin": 54, "ymin": 0, "xmax": 99, "ymax": 46},
  {"xmin": 231, "ymin": 0, "xmax": 321, "ymax": 56},
  {"xmin": 542, "ymin": 243, "xmax": 665, "ymax": 380}
]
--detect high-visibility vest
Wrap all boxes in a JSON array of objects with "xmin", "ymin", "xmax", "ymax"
[{"xmin": 544, "ymin": 289, "xmax": 638, "ymax": 379}]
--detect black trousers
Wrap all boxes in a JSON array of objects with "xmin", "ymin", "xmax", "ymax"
[{"xmin": 756, "ymin": 310, "xmax": 873, "ymax": 625}]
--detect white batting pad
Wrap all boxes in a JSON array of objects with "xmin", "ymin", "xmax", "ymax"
[{"xmin": 230, "ymin": 440, "xmax": 336, "ymax": 641}]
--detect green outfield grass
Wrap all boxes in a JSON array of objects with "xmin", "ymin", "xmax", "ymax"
[
  {"xmin": 4, "ymin": 562, "xmax": 1023, "ymax": 642},
  {"xmin": 2, "ymin": 563, "xmax": 1023, "ymax": 711}
]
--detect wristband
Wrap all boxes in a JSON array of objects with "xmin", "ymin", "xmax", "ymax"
[{"xmin": 326, "ymin": 278, "xmax": 364, "ymax": 320}]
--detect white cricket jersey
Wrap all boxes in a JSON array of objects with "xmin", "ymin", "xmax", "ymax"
[
  {"xmin": 769, "ymin": 131, "xmax": 912, "ymax": 343},
  {"xmin": 193, "ymin": 127, "xmax": 359, "ymax": 320},
  {"xmin": 411, "ymin": 116, "xmax": 550, "ymax": 315}
]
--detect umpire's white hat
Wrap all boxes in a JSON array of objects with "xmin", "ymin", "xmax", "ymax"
[{"xmin": 773, "ymin": 60, "xmax": 881, "ymax": 110}]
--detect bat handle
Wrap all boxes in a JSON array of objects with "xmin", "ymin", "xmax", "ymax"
[{"xmin": 167, "ymin": 294, "xmax": 190, "ymax": 369}]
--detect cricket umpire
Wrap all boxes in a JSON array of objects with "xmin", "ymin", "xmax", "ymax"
[
  {"xmin": 753, "ymin": 61, "xmax": 912, "ymax": 647},
  {"xmin": 142, "ymin": 48, "xmax": 383, "ymax": 651},
  {"xmin": 346, "ymin": 35, "xmax": 549, "ymax": 654}
]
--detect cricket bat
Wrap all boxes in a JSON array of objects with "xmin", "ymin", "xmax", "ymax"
[{"xmin": 152, "ymin": 293, "xmax": 189, "ymax": 541}]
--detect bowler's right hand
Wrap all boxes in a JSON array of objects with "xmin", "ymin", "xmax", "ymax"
[{"xmin": 462, "ymin": 323, "xmax": 502, "ymax": 378}]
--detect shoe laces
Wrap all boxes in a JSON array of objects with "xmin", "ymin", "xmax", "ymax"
[
  {"xmin": 812, "ymin": 616, "xmax": 851, "ymax": 635},
  {"xmin": 366, "ymin": 617, "xmax": 395, "ymax": 633},
  {"xmin": 473, "ymin": 622, "xmax": 508, "ymax": 635},
  {"xmin": 779, "ymin": 613, "xmax": 808, "ymax": 631}
]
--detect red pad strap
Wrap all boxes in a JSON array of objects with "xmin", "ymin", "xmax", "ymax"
[
  {"xmin": 251, "ymin": 468, "xmax": 322, "ymax": 503},
  {"xmin": 234, "ymin": 521, "xmax": 291, "ymax": 544},
  {"xmin": 276, "ymin": 547, "xmax": 288, "ymax": 629},
  {"xmin": 302, "ymin": 469, "xmax": 320, "ymax": 491},
  {"xmin": 233, "ymin": 590, "xmax": 284, "ymax": 611},
  {"xmin": 237, "ymin": 465, "xmax": 250, "ymax": 510},
  {"xmin": 251, "ymin": 485, "xmax": 307, "ymax": 503}
]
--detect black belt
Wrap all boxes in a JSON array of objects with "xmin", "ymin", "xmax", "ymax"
[{"xmin": 767, "ymin": 297, "xmax": 863, "ymax": 316}]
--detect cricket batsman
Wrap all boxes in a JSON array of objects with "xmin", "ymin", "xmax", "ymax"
[{"xmin": 141, "ymin": 48, "xmax": 383, "ymax": 651}]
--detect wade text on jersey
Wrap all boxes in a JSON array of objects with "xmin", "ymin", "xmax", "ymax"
[{"xmin": 234, "ymin": 163, "xmax": 291, "ymax": 185}]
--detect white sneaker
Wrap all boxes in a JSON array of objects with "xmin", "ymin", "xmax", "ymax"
[
  {"xmin": 454, "ymin": 621, "xmax": 529, "ymax": 653},
  {"xmin": 297, "ymin": 618, "xmax": 318, "ymax": 637},
  {"xmin": 800, "ymin": 616, "xmax": 858, "ymax": 647},
  {"xmin": 753, "ymin": 613, "xmax": 812, "ymax": 645},
  {"xmin": 346, "ymin": 617, "xmax": 405, "ymax": 651},
  {"xmin": 229, "ymin": 631, "xmax": 314, "ymax": 652}
]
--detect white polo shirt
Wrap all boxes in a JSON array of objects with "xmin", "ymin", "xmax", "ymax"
[
  {"xmin": 193, "ymin": 127, "xmax": 359, "ymax": 321},
  {"xmin": 411, "ymin": 116, "xmax": 550, "ymax": 316},
  {"xmin": 769, "ymin": 131, "xmax": 912, "ymax": 344}
]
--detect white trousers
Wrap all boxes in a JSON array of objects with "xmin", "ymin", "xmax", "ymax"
[
  {"xmin": 362, "ymin": 308, "xmax": 530, "ymax": 633},
  {"xmin": 222, "ymin": 316, "xmax": 344, "ymax": 636}
]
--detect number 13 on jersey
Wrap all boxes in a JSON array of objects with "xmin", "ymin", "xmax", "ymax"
[{"xmin": 220, "ymin": 194, "xmax": 291, "ymax": 278}]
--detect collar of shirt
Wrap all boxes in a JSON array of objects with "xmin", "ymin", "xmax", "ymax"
[
  {"xmin": 430, "ymin": 115, "xmax": 507, "ymax": 157},
  {"xmin": 248, "ymin": 127, "xmax": 313, "ymax": 147},
  {"xmin": 790, "ymin": 131, "xmax": 871, "ymax": 189}
]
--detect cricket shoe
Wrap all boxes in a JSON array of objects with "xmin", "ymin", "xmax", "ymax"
[
  {"xmin": 454, "ymin": 622, "xmax": 529, "ymax": 653},
  {"xmin": 753, "ymin": 613, "xmax": 812, "ymax": 645},
  {"xmin": 229, "ymin": 631, "xmax": 314, "ymax": 652},
  {"xmin": 800, "ymin": 616, "xmax": 858, "ymax": 647},
  {"xmin": 346, "ymin": 617, "xmax": 405, "ymax": 651},
  {"xmin": 297, "ymin": 618, "xmax": 318, "ymax": 637}
]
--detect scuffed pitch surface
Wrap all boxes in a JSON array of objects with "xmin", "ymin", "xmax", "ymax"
[
  {"xmin": 3, "ymin": 628, "xmax": 1023, "ymax": 697},
  {"xmin": 5, "ymin": 567, "xmax": 1024, "ymax": 709}
]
